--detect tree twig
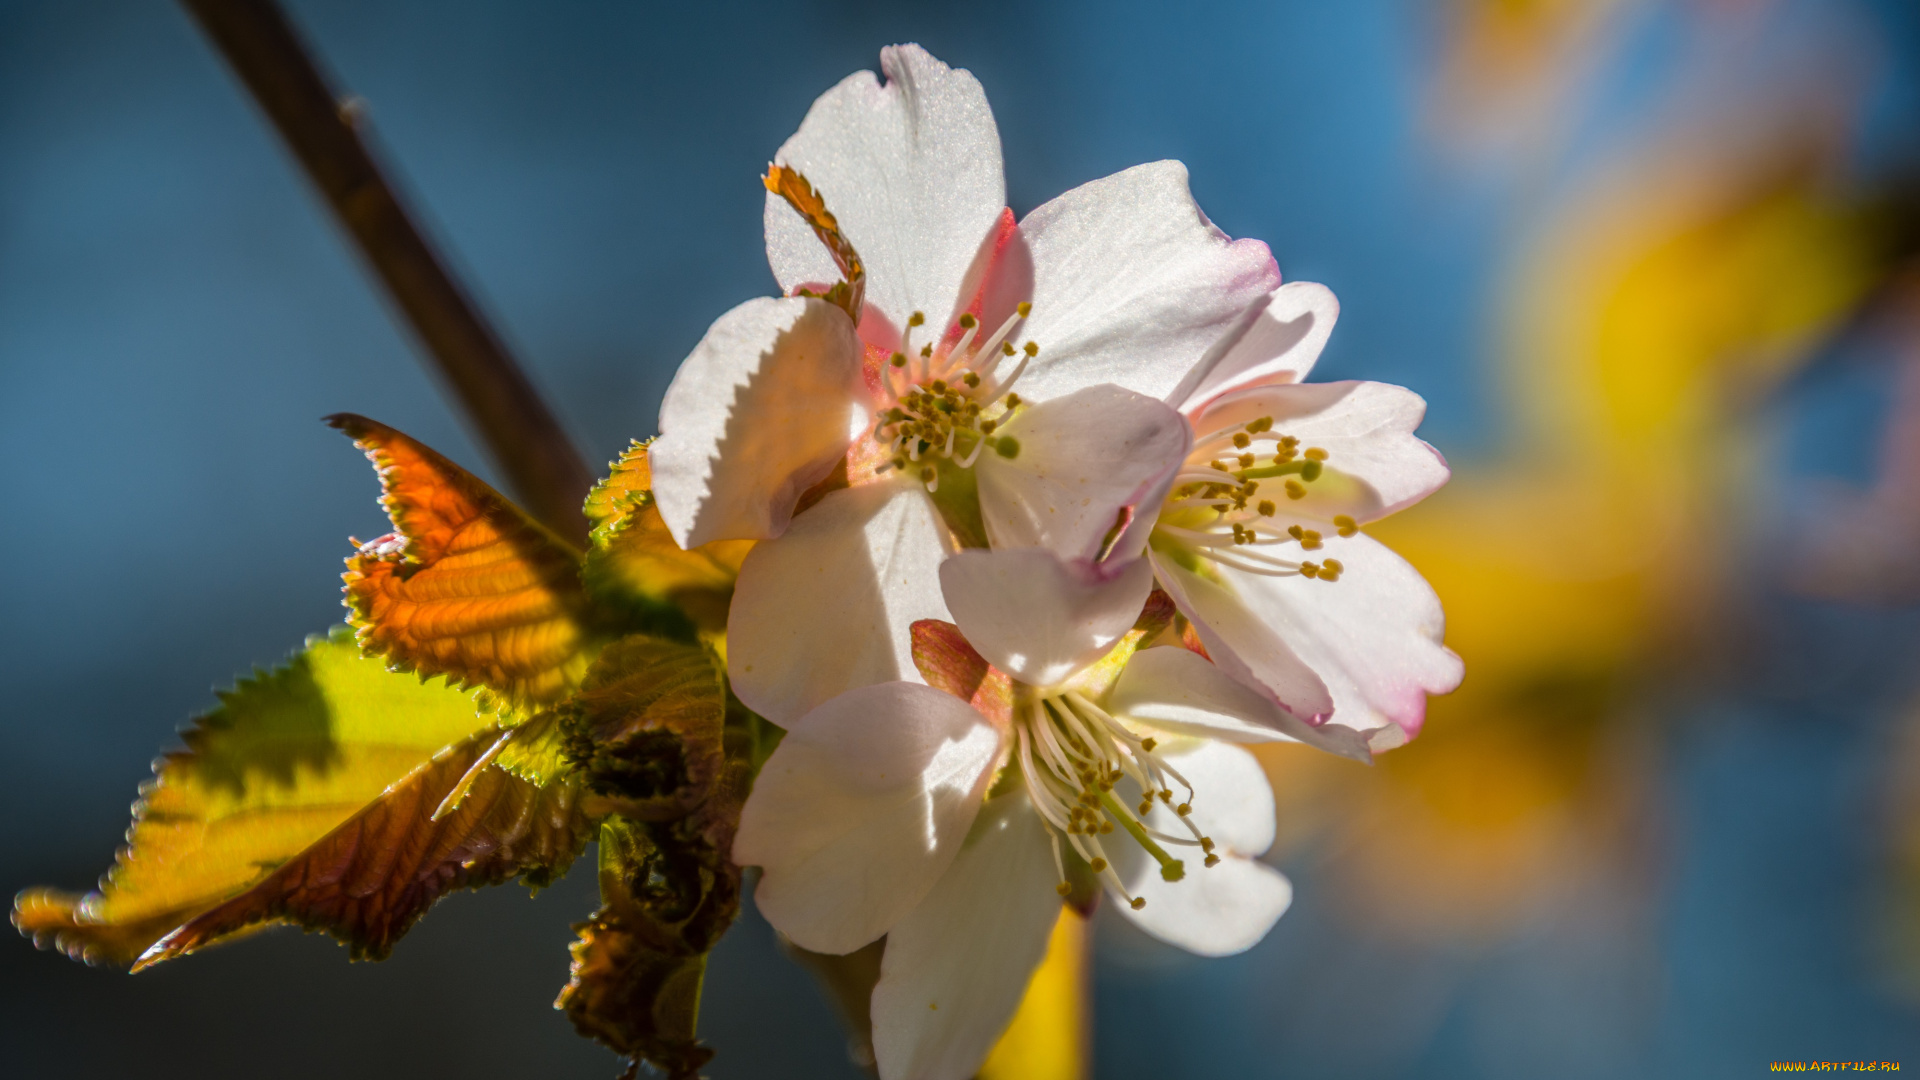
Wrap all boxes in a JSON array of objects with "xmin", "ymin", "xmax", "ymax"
[{"xmin": 179, "ymin": 0, "xmax": 593, "ymax": 543}]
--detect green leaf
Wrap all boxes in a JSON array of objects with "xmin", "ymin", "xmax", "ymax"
[
  {"xmin": 13, "ymin": 629, "xmax": 498, "ymax": 966},
  {"xmin": 137, "ymin": 719, "xmax": 592, "ymax": 968},
  {"xmin": 582, "ymin": 440, "xmax": 751, "ymax": 637},
  {"xmin": 552, "ymin": 635, "xmax": 750, "ymax": 1078},
  {"xmin": 331, "ymin": 413, "xmax": 600, "ymax": 712}
]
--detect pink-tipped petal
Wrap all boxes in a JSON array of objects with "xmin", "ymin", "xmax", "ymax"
[
  {"xmin": 734, "ymin": 681, "xmax": 1003, "ymax": 956},
  {"xmin": 766, "ymin": 44, "xmax": 1006, "ymax": 332},
  {"xmin": 871, "ymin": 794, "xmax": 1060, "ymax": 1080},
  {"xmin": 729, "ymin": 481, "xmax": 952, "ymax": 726},
  {"xmin": 1204, "ymin": 528, "xmax": 1462, "ymax": 744},
  {"xmin": 1012, "ymin": 161, "xmax": 1281, "ymax": 404},
  {"xmin": 940, "ymin": 549, "xmax": 1154, "ymax": 688},
  {"xmin": 651, "ymin": 296, "xmax": 865, "ymax": 547},
  {"xmin": 1170, "ymin": 281, "xmax": 1340, "ymax": 410},
  {"xmin": 1107, "ymin": 645, "xmax": 1371, "ymax": 759},
  {"xmin": 976, "ymin": 384, "xmax": 1191, "ymax": 563},
  {"xmin": 1150, "ymin": 550, "xmax": 1339, "ymax": 732}
]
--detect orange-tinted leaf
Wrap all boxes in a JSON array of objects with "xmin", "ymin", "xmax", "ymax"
[
  {"xmin": 764, "ymin": 163, "xmax": 865, "ymax": 322},
  {"xmin": 331, "ymin": 413, "xmax": 596, "ymax": 710},
  {"xmin": 139, "ymin": 718, "xmax": 592, "ymax": 968},
  {"xmin": 583, "ymin": 440, "xmax": 752, "ymax": 635},
  {"xmin": 911, "ymin": 618, "xmax": 1012, "ymax": 729},
  {"xmin": 553, "ymin": 636, "xmax": 751, "ymax": 1078},
  {"xmin": 13, "ymin": 630, "xmax": 496, "ymax": 966}
]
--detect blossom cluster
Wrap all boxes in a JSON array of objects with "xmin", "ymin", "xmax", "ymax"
[{"xmin": 651, "ymin": 45, "xmax": 1461, "ymax": 1080}]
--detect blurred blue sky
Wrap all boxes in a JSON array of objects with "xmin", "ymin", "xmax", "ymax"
[{"xmin": 3, "ymin": 1, "xmax": 1919, "ymax": 1077}]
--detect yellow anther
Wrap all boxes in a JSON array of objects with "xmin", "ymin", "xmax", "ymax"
[
  {"xmin": 1002, "ymin": 340, "xmax": 1016, "ymax": 356},
  {"xmin": 963, "ymin": 372, "xmax": 981, "ymax": 388},
  {"xmin": 1300, "ymin": 561, "xmax": 1320, "ymax": 579},
  {"xmin": 1140, "ymin": 737, "xmax": 1157, "ymax": 752},
  {"xmin": 1304, "ymin": 446, "xmax": 1328, "ymax": 461},
  {"xmin": 1056, "ymin": 882, "xmax": 1072, "ymax": 896},
  {"xmin": 1247, "ymin": 417, "xmax": 1273, "ymax": 433},
  {"xmin": 1333, "ymin": 514, "xmax": 1358, "ymax": 537},
  {"xmin": 1301, "ymin": 530, "xmax": 1322, "ymax": 550},
  {"xmin": 1323, "ymin": 558, "xmax": 1344, "ymax": 573},
  {"xmin": 1160, "ymin": 789, "xmax": 1174, "ymax": 802},
  {"xmin": 1258, "ymin": 500, "xmax": 1276, "ymax": 516},
  {"xmin": 1017, "ymin": 301, "xmax": 1032, "ymax": 317},
  {"xmin": 921, "ymin": 343, "xmax": 933, "ymax": 358},
  {"xmin": 1288, "ymin": 525, "xmax": 1305, "ymax": 540},
  {"xmin": 1285, "ymin": 480, "xmax": 1306, "ymax": 499},
  {"xmin": 908, "ymin": 311, "xmax": 925, "ymax": 327},
  {"xmin": 1023, "ymin": 341, "xmax": 1039, "ymax": 357},
  {"xmin": 1090, "ymin": 857, "xmax": 1108, "ymax": 873},
  {"xmin": 1005, "ymin": 393, "xmax": 1023, "ymax": 407},
  {"xmin": 1210, "ymin": 460, "xmax": 1230, "ymax": 472},
  {"xmin": 1280, "ymin": 435, "xmax": 1299, "ymax": 449},
  {"xmin": 1176, "ymin": 802, "xmax": 1192, "ymax": 816},
  {"xmin": 1138, "ymin": 801, "xmax": 1153, "ymax": 815},
  {"xmin": 958, "ymin": 313, "xmax": 977, "ymax": 330},
  {"xmin": 1232, "ymin": 432, "xmax": 1251, "ymax": 449},
  {"xmin": 931, "ymin": 379, "xmax": 947, "ymax": 393},
  {"xmin": 1238, "ymin": 452, "xmax": 1256, "ymax": 468},
  {"xmin": 980, "ymin": 419, "xmax": 997, "ymax": 434},
  {"xmin": 890, "ymin": 351, "xmax": 907, "ymax": 368},
  {"xmin": 1130, "ymin": 897, "xmax": 1147, "ymax": 910},
  {"xmin": 1199, "ymin": 838, "xmax": 1215, "ymax": 853},
  {"xmin": 1204, "ymin": 854, "xmax": 1222, "ymax": 867}
]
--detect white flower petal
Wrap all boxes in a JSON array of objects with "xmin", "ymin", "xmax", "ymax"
[
  {"xmin": 1140, "ymin": 738, "xmax": 1278, "ymax": 855},
  {"xmin": 1189, "ymin": 380, "xmax": 1449, "ymax": 523},
  {"xmin": 728, "ymin": 481, "xmax": 952, "ymax": 726},
  {"xmin": 651, "ymin": 296, "xmax": 865, "ymax": 547},
  {"xmin": 1169, "ymin": 281, "xmax": 1340, "ymax": 411},
  {"xmin": 766, "ymin": 44, "xmax": 1006, "ymax": 333},
  {"xmin": 871, "ymin": 794, "xmax": 1061, "ymax": 1080},
  {"xmin": 1108, "ymin": 645, "xmax": 1370, "ymax": 759},
  {"xmin": 1208, "ymin": 530, "xmax": 1462, "ymax": 744},
  {"xmin": 1012, "ymin": 161, "xmax": 1281, "ymax": 404},
  {"xmin": 976, "ymin": 384, "xmax": 1192, "ymax": 562},
  {"xmin": 1109, "ymin": 741, "xmax": 1291, "ymax": 957},
  {"xmin": 941, "ymin": 549, "xmax": 1154, "ymax": 688},
  {"xmin": 1116, "ymin": 853, "xmax": 1293, "ymax": 959},
  {"xmin": 1150, "ymin": 549, "xmax": 1339, "ymax": 730},
  {"xmin": 734, "ymin": 681, "xmax": 1003, "ymax": 955}
]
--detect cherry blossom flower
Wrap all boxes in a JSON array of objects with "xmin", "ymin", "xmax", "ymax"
[
  {"xmin": 1144, "ymin": 283, "xmax": 1466, "ymax": 755},
  {"xmin": 734, "ymin": 549, "xmax": 1297, "ymax": 1080},
  {"xmin": 643, "ymin": 43, "xmax": 1274, "ymax": 726}
]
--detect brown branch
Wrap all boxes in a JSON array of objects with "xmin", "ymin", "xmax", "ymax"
[{"xmin": 178, "ymin": 0, "xmax": 593, "ymax": 543}]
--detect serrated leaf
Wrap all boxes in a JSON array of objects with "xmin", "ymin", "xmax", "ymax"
[
  {"xmin": 13, "ymin": 629, "xmax": 496, "ymax": 966},
  {"xmin": 583, "ymin": 440, "xmax": 751, "ymax": 635},
  {"xmin": 553, "ymin": 635, "xmax": 750, "ymax": 1078},
  {"xmin": 137, "ymin": 719, "xmax": 592, "ymax": 968},
  {"xmin": 492, "ymin": 708, "xmax": 574, "ymax": 788},
  {"xmin": 763, "ymin": 163, "xmax": 865, "ymax": 323},
  {"xmin": 331, "ymin": 413, "xmax": 597, "ymax": 710}
]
